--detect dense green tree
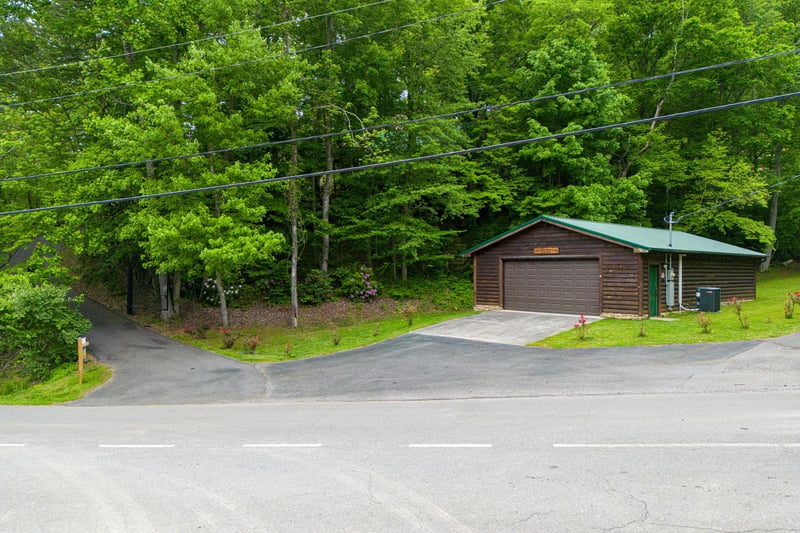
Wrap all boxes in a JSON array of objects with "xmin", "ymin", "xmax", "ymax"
[
  {"xmin": 677, "ymin": 131, "xmax": 773, "ymax": 249},
  {"xmin": 3, "ymin": 0, "xmax": 800, "ymax": 326}
]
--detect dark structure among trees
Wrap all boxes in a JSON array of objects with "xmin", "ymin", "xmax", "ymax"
[{"xmin": 462, "ymin": 216, "xmax": 765, "ymax": 317}]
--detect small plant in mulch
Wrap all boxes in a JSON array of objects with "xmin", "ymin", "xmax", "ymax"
[
  {"xmin": 573, "ymin": 314, "xmax": 590, "ymax": 340},
  {"xmin": 329, "ymin": 323, "xmax": 341, "ymax": 346},
  {"xmin": 729, "ymin": 297, "xmax": 749, "ymax": 329},
  {"xmin": 696, "ymin": 312, "xmax": 712, "ymax": 334},
  {"xmin": 242, "ymin": 336, "xmax": 261, "ymax": 354},
  {"xmin": 401, "ymin": 303, "xmax": 418, "ymax": 326},
  {"xmin": 637, "ymin": 318, "xmax": 647, "ymax": 337},
  {"xmin": 183, "ymin": 324, "xmax": 210, "ymax": 339},
  {"xmin": 220, "ymin": 328, "xmax": 237, "ymax": 349},
  {"xmin": 784, "ymin": 291, "xmax": 800, "ymax": 318}
]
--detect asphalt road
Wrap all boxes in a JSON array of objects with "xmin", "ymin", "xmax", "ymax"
[
  {"xmin": 4, "ymin": 301, "xmax": 795, "ymax": 531},
  {"xmin": 2, "ymin": 393, "xmax": 798, "ymax": 532}
]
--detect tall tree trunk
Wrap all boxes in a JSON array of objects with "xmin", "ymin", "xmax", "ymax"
[
  {"xmin": 761, "ymin": 143, "xmax": 782, "ymax": 272},
  {"xmin": 159, "ymin": 273, "xmax": 172, "ymax": 322},
  {"xmin": 391, "ymin": 235, "xmax": 397, "ymax": 281},
  {"xmin": 215, "ymin": 271, "xmax": 229, "ymax": 327},
  {"xmin": 283, "ymin": 1, "xmax": 300, "ymax": 328},
  {"xmin": 620, "ymin": 35, "xmax": 680, "ymax": 179},
  {"xmin": 289, "ymin": 128, "xmax": 300, "ymax": 329},
  {"xmin": 320, "ymin": 11, "xmax": 336, "ymax": 275},
  {"xmin": 122, "ymin": 39, "xmax": 135, "ymax": 70},
  {"xmin": 172, "ymin": 272, "xmax": 181, "ymax": 317},
  {"xmin": 320, "ymin": 113, "xmax": 334, "ymax": 275},
  {"xmin": 148, "ymin": 159, "xmax": 178, "ymax": 322}
]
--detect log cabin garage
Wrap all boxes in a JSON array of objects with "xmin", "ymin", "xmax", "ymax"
[{"xmin": 461, "ymin": 215, "xmax": 765, "ymax": 317}]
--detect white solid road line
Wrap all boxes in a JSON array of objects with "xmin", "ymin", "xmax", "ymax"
[
  {"xmin": 554, "ymin": 443, "xmax": 800, "ymax": 449},
  {"xmin": 0, "ymin": 444, "xmax": 26, "ymax": 447},
  {"xmin": 243, "ymin": 444, "xmax": 323, "ymax": 448},
  {"xmin": 408, "ymin": 444, "xmax": 493, "ymax": 448},
  {"xmin": 98, "ymin": 444, "xmax": 176, "ymax": 448}
]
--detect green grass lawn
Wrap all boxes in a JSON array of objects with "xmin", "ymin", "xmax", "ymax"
[
  {"xmin": 0, "ymin": 362, "xmax": 112, "ymax": 405},
  {"xmin": 179, "ymin": 309, "xmax": 477, "ymax": 363},
  {"xmin": 533, "ymin": 266, "xmax": 800, "ymax": 348}
]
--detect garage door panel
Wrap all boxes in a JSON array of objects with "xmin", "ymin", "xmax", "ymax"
[{"xmin": 503, "ymin": 259, "xmax": 600, "ymax": 314}]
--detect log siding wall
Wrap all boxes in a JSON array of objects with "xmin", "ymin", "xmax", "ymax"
[
  {"xmin": 473, "ymin": 222, "xmax": 642, "ymax": 315},
  {"xmin": 472, "ymin": 221, "xmax": 760, "ymax": 317},
  {"xmin": 643, "ymin": 255, "xmax": 759, "ymax": 313}
]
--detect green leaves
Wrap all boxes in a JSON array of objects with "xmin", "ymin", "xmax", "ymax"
[
  {"xmin": 3, "ymin": 0, "xmax": 799, "ymax": 298},
  {"xmin": 0, "ymin": 274, "xmax": 91, "ymax": 381}
]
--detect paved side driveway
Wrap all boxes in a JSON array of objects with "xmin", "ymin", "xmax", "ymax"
[
  {"xmin": 77, "ymin": 299, "xmax": 266, "ymax": 405},
  {"xmin": 260, "ymin": 334, "xmax": 800, "ymax": 401},
  {"xmin": 76, "ymin": 300, "xmax": 800, "ymax": 406}
]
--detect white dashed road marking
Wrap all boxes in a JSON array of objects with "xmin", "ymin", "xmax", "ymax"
[
  {"xmin": 98, "ymin": 444, "xmax": 176, "ymax": 448},
  {"xmin": 243, "ymin": 444, "xmax": 323, "ymax": 448},
  {"xmin": 554, "ymin": 443, "xmax": 800, "ymax": 449},
  {"xmin": 408, "ymin": 444, "xmax": 493, "ymax": 448}
]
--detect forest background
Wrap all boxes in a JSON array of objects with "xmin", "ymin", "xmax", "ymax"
[{"xmin": 2, "ymin": 0, "xmax": 800, "ymax": 344}]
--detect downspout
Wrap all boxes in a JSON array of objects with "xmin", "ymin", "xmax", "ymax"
[
  {"xmin": 678, "ymin": 254, "xmax": 683, "ymax": 313},
  {"xmin": 472, "ymin": 254, "xmax": 478, "ymax": 309}
]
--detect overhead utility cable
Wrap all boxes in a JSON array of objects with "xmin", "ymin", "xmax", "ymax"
[
  {"xmin": 3, "ymin": 48, "xmax": 798, "ymax": 184},
  {"xmin": 671, "ymin": 174, "xmax": 800, "ymax": 223},
  {"xmin": 0, "ymin": 0, "xmax": 396, "ymax": 78},
  {"xmin": 1, "ymin": 90, "xmax": 798, "ymax": 217},
  {"xmin": 1, "ymin": 0, "xmax": 506, "ymax": 109}
]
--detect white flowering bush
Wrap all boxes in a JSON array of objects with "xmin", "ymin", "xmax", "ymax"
[{"xmin": 200, "ymin": 279, "xmax": 242, "ymax": 306}]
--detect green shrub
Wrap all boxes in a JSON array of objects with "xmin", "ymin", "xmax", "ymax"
[
  {"xmin": 382, "ymin": 277, "xmax": 473, "ymax": 310},
  {"xmin": 0, "ymin": 277, "xmax": 91, "ymax": 381},
  {"xmin": 300, "ymin": 269, "xmax": 333, "ymax": 305},
  {"xmin": 336, "ymin": 266, "xmax": 379, "ymax": 303},
  {"xmin": 261, "ymin": 273, "xmax": 290, "ymax": 304},
  {"xmin": 0, "ymin": 374, "xmax": 31, "ymax": 396}
]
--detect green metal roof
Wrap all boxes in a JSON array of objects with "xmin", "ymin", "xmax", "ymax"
[{"xmin": 461, "ymin": 215, "xmax": 766, "ymax": 258}]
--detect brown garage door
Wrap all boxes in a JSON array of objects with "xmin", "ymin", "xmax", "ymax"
[{"xmin": 503, "ymin": 259, "xmax": 601, "ymax": 314}]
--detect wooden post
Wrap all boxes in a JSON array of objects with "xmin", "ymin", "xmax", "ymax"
[{"xmin": 77, "ymin": 337, "xmax": 88, "ymax": 384}]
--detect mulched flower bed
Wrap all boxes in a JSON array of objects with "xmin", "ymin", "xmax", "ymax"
[{"xmin": 76, "ymin": 280, "xmax": 410, "ymax": 330}]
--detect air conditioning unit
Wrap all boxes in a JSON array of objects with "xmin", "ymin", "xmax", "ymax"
[{"xmin": 696, "ymin": 287, "xmax": 721, "ymax": 312}]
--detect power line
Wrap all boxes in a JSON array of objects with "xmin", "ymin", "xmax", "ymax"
[
  {"xmin": 1, "ymin": 0, "xmax": 506, "ymax": 110},
  {"xmin": 0, "ymin": 0, "xmax": 396, "ymax": 78},
  {"xmin": 3, "ymin": 47, "xmax": 798, "ymax": 184},
  {"xmin": 2, "ymin": 90, "xmax": 798, "ymax": 217},
  {"xmin": 674, "ymin": 173, "xmax": 800, "ymax": 222}
]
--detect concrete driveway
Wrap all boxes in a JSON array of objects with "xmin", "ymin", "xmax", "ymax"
[{"xmin": 411, "ymin": 310, "xmax": 597, "ymax": 345}]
